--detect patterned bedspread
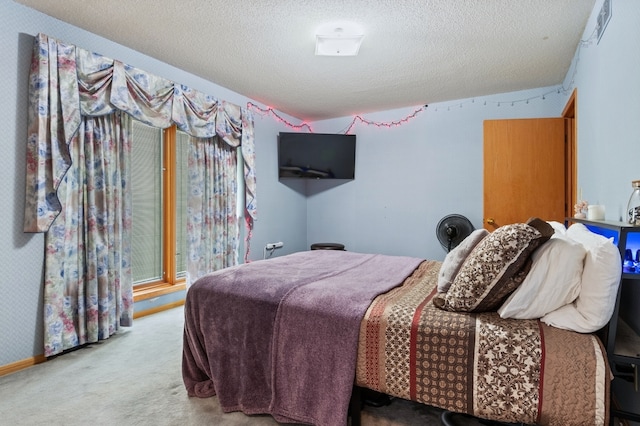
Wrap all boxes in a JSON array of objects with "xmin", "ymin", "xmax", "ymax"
[{"xmin": 356, "ymin": 260, "xmax": 610, "ymax": 426}]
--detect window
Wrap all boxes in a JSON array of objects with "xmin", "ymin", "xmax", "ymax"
[{"xmin": 131, "ymin": 121, "xmax": 189, "ymax": 299}]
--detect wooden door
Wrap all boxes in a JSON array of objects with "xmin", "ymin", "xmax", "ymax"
[{"xmin": 483, "ymin": 118, "xmax": 566, "ymax": 230}]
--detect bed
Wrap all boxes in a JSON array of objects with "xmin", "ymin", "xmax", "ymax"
[{"xmin": 182, "ymin": 219, "xmax": 620, "ymax": 426}]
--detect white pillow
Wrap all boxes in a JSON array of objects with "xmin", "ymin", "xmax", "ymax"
[
  {"xmin": 498, "ymin": 237, "xmax": 585, "ymax": 319},
  {"xmin": 437, "ymin": 229, "xmax": 489, "ymax": 293},
  {"xmin": 541, "ymin": 223, "xmax": 621, "ymax": 333},
  {"xmin": 547, "ymin": 220, "xmax": 568, "ymax": 236}
]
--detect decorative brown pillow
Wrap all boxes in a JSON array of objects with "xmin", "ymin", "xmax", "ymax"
[{"xmin": 433, "ymin": 218, "xmax": 553, "ymax": 312}]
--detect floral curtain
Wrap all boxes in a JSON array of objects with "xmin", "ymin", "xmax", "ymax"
[
  {"xmin": 24, "ymin": 33, "xmax": 257, "ymax": 356},
  {"xmin": 24, "ymin": 33, "xmax": 257, "ymax": 234},
  {"xmin": 44, "ymin": 112, "xmax": 133, "ymax": 356},
  {"xmin": 186, "ymin": 137, "xmax": 238, "ymax": 284}
]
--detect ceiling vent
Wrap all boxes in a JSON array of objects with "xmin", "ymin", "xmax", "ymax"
[{"xmin": 597, "ymin": 0, "xmax": 611, "ymax": 43}]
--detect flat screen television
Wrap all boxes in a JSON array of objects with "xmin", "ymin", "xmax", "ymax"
[{"xmin": 277, "ymin": 132, "xmax": 356, "ymax": 179}]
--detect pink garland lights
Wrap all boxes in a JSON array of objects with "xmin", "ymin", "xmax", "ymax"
[
  {"xmin": 246, "ymin": 102, "xmax": 428, "ymax": 134},
  {"xmin": 343, "ymin": 105, "xmax": 427, "ymax": 134},
  {"xmin": 246, "ymin": 75, "xmax": 572, "ymax": 133},
  {"xmin": 247, "ymin": 102, "xmax": 314, "ymax": 132}
]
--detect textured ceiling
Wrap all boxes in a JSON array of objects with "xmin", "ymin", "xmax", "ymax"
[{"xmin": 14, "ymin": 0, "xmax": 595, "ymax": 121}]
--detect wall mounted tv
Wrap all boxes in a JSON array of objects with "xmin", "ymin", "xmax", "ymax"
[{"xmin": 277, "ymin": 132, "xmax": 356, "ymax": 180}]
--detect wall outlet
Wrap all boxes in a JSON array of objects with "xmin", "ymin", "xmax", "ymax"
[{"xmin": 265, "ymin": 242, "xmax": 284, "ymax": 250}]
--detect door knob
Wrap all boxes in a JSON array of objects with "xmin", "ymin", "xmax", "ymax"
[{"xmin": 487, "ymin": 218, "xmax": 496, "ymax": 225}]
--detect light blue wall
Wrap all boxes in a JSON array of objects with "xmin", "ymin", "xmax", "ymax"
[
  {"xmin": 306, "ymin": 91, "xmax": 564, "ymax": 260},
  {"xmin": 302, "ymin": 0, "xmax": 640, "ymax": 261},
  {"xmin": 2, "ymin": 0, "xmax": 637, "ymax": 366},
  {"xmin": 568, "ymin": 0, "xmax": 640, "ymax": 221}
]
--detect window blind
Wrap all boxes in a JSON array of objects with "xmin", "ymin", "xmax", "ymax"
[{"xmin": 131, "ymin": 121, "xmax": 163, "ymax": 284}]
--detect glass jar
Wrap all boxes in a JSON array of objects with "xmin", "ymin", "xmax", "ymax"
[{"xmin": 627, "ymin": 180, "xmax": 640, "ymax": 225}]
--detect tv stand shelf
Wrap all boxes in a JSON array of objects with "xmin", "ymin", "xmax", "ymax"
[{"xmin": 616, "ymin": 318, "xmax": 640, "ymax": 360}]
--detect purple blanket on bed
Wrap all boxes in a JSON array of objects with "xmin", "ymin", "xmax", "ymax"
[{"xmin": 182, "ymin": 250, "xmax": 423, "ymax": 426}]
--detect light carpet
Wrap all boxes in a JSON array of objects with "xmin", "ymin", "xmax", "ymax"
[{"xmin": 0, "ymin": 306, "xmax": 483, "ymax": 425}]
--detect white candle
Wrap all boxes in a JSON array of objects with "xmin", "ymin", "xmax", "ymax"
[{"xmin": 587, "ymin": 205, "xmax": 605, "ymax": 220}]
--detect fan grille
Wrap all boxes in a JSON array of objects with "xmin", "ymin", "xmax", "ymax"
[{"xmin": 436, "ymin": 214, "xmax": 474, "ymax": 252}]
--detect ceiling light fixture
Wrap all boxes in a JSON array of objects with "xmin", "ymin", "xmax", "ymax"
[{"xmin": 315, "ymin": 22, "xmax": 364, "ymax": 56}]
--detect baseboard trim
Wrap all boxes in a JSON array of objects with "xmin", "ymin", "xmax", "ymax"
[
  {"xmin": 0, "ymin": 354, "xmax": 47, "ymax": 378},
  {"xmin": 133, "ymin": 299, "xmax": 185, "ymax": 319},
  {"xmin": 1, "ymin": 301, "xmax": 185, "ymax": 377}
]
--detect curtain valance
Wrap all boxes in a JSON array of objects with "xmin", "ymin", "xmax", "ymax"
[{"xmin": 24, "ymin": 33, "xmax": 257, "ymax": 233}]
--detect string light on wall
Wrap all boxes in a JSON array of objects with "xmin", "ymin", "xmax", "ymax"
[
  {"xmin": 343, "ymin": 105, "xmax": 428, "ymax": 134},
  {"xmin": 246, "ymin": 102, "xmax": 429, "ymax": 134},
  {"xmin": 247, "ymin": 102, "xmax": 314, "ymax": 132},
  {"xmin": 431, "ymin": 86, "xmax": 560, "ymax": 112},
  {"xmin": 430, "ymin": 24, "xmax": 598, "ymax": 112}
]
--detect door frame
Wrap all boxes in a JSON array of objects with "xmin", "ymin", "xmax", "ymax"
[{"xmin": 562, "ymin": 89, "xmax": 578, "ymax": 220}]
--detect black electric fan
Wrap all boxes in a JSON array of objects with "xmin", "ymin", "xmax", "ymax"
[{"xmin": 436, "ymin": 214, "xmax": 475, "ymax": 252}]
